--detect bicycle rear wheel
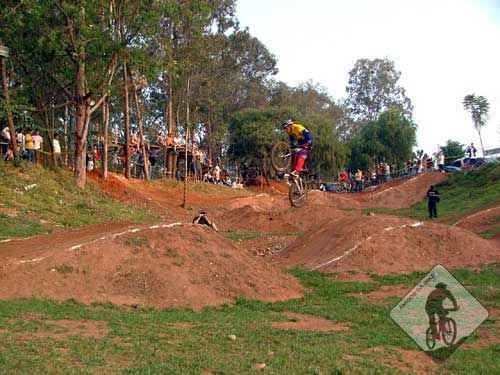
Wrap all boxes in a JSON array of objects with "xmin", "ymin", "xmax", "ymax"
[
  {"xmin": 271, "ymin": 141, "xmax": 291, "ymax": 172},
  {"xmin": 442, "ymin": 318, "xmax": 457, "ymax": 345},
  {"xmin": 289, "ymin": 177, "xmax": 308, "ymax": 207}
]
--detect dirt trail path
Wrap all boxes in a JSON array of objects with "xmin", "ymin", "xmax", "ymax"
[{"xmin": 1, "ymin": 170, "xmax": 498, "ymax": 309}]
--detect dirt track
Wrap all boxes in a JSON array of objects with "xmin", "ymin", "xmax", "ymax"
[{"xmin": 0, "ymin": 171, "xmax": 498, "ymax": 309}]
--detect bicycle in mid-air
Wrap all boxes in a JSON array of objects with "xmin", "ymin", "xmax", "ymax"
[
  {"xmin": 271, "ymin": 141, "xmax": 312, "ymax": 208},
  {"xmin": 425, "ymin": 308, "xmax": 458, "ymax": 349}
]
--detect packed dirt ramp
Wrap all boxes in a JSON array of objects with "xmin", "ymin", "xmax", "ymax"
[
  {"xmin": 0, "ymin": 224, "xmax": 303, "ymax": 310},
  {"xmin": 274, "ymin": 210, "xmax": 500, "ymax": 275}
]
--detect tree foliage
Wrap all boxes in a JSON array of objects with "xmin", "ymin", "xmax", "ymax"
[
  {"xmin": 442, "ymin": 140, "xmax": 465, "ymax": 162},
  {"xmin": 348, "ymin": 109, "xmax": 416, "ymax": 171},
  {"xmin": 227, "ymin": 107, "xmax": 346, "ymax": 179},
  {"xmin": 345, "ymin": 58, "xmax": 413, "ymax": 124},
  {"xmin": 463, "ymin": 94, "xmax": 489, "ymax": 156}
]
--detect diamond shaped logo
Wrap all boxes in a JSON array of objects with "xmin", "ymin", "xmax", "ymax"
[{"xmin": 390, "ymin": 264, "xmax": 489, "ymax": 361}]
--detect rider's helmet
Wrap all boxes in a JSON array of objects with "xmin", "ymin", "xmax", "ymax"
[
  {"xmin": 281, "ymin": 119, "xmax": 293, "ymax": 129},
  {"xmin": 435, "ymin": 282, "xmax": 447, "ymax": 289}
]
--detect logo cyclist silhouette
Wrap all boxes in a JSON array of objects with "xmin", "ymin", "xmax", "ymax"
[{"xmin": 425, "ymin": 282, "xmax": 459, "ymax": 340}]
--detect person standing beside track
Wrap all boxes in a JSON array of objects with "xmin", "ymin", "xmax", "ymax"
[{"xmin": 427, "ymin": 185, "xmax": 440, "ymax": 219}]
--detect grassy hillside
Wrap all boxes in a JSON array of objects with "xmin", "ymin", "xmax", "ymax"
[
  {"xmin": 372, "ymin": 163, "xmax": 500, "ymax": 238},
  {"xmin": 0, "ymin": 163, "xmax": 157, "ymax": 240},
  {"xmin": 400, "ymin": 163, "xmax": 499, "ymax": 219}
]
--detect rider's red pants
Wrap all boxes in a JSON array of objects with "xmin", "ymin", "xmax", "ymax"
[{"xmin": 291, "ymin": 148, "xmax": 310, "ymax": 172}]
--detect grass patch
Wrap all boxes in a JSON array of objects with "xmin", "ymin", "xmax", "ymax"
[
  {"xmin": 49, "ymin": 264, "xmax": 77, "ymax": 274},
  {"xmin": 156, "ymin": 178, "xmax": 253, "ymax": 197},
  {"xmin": 480, "ymin": 226, "xmax": 500, "ymax": 239},
  {"xmin": 0, "ymin": 163, "xmax": 157, "ymax": 239},
  {"xmin": 124, "ymin": 237, "xmax": 150, "ymax": 248},
  {"xmin": 0, "ymin": 266, "xmax": 498, "ymax": 373},
  {"xmin": 0, "ymin": 212, "xmax": 48, "ymax": 239}
]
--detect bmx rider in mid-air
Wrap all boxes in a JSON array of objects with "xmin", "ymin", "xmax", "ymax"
[{"xmin": 281, "ymin": 119, "xmax": 313, "ymax": 178}]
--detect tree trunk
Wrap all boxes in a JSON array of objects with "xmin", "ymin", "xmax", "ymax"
[
  {"xmin": 182, "ymin": 76, "xmax": 191, "ymax": 208},
  {"xmin": 63, "ymin": 104, "xmax": 69, "ymax": 167},
  {"xmin": 42, "ymin": 105, "xmax": 57, "ymax": 168},
  {"xmin": 74, "ymin": 103, "xmax": 91, "ymax": 189},
  {"xmin": 167, "ymin": 73, "xmax": 175, "ymax": 178},
  {"xmin": 103, "ymin": 99, "xmax": 109, "ymax": 179},
  {"xmin": 477, "ymin": 126, "xmax": 485, "ymax": 157},
  {"xmin": 132, "ymin": 81, "xmax": 149, "ymax": 180},
  {"xmin": 73, "ymin": 58, "xmax": 92, "ymax": 189},
  {"xmin": 122, "ymin": 59, "xmax": 131, "ymax": 178},
  {"xmin": 0, "ymin": 56, "xmax": 18, "ymax": 157}
]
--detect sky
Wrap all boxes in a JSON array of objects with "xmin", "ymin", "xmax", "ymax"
[{"xmin": 236, "ymin": 0, "xmax": 500, "ymax": 155}]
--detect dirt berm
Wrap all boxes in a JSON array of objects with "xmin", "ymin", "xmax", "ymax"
[
  {"xmin": 0, "ymin": 224, "xmax": 303, "ymax": 310},
  {"xmin": 274, "ymin": 210, "xmax": 500, "ymax": 275}
]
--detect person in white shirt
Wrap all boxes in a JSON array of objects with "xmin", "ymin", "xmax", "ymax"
[
  {"xmin": 16, "ymin": 129, "xmax": 25, "ymax": 154},
  {"xmin": 1, "ymin": 126, "xmax": 10, "ymax": 158},
  {"xmin": 438, "ymin": 151, "xmax": 445, "ymax": 173},
  {"xmin": 53, "ymin": 134, "xmax": 63, "ymax": 167},
  {"xmin": 214, "ymin": 164, "xmax": 221, "ymax": 183},
  {"xmin": 32, "ymin": 129, "xmax": 43, "ymax": 164}
]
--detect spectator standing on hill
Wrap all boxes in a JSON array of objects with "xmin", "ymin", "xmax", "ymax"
[
  {"xmin": 214, "ymin": 164, "xmax": 221, "ymax": 183},
  {"xmin": 16, "ymin": 128, "xmax": 25, "ymax": 156},
  {"xmin": 349, "ymin": 171, "xmax": 355, "ymax": 192},
  {"xmin": 53, "ymin": 134, "xmax": 63, "ymax": 167},
  {"xmin": 384, "ymin": 163, "xmax": 391, "ymax": 182},
  {"xmin": 427, "ymin": 185, "xmax": 440, "ymax": 219},
  {"xmin": 149, "ymin": 151, "xmax": 157, "ymax": 179},
  {"xmin": 355, "ymin": 169, "xmax": 363, "ymax": 192},
  {"xmin": 24, "ymin": 129, "xmax": 35, "ymax": 163},
  {"xmin": 1, "ymin": 126, "xmax": 11, "ymax": 158},
  {"xmin": 4, "ymin": 145, "xmax": 13, "ymax": 161},
  {"xmin": 93, "ymin": 144, "xmax": 101, "ymax": 170},
  {"xmin": 438, "ymin": 151, "xmax": 445, "ymax": 172},
  {"xmin": 466, "ymin": 143, "xmax": 477, "ymax": 159},
  {"xmin": 32, "ymin": 129, "xmax": 43, "ymax": 164}
]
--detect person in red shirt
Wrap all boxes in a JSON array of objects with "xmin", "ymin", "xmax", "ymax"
[{"xmin": 93, "ymin": 145, "xmax": 101, "ymax": 169}]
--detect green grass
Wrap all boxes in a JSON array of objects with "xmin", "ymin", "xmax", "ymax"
[
  {"xmin": 0, "ymin": 163, "xmax": 157, "ymax": 240},
  {"xmin": 480, "ymin": 226, "xmax": 500, "ymax": 239},
  {"xmin": 366, "ymin": 164, "xmax": 500, "ymax": 224},
  {"xmin": 0, "ymin": 266, "xmax": 498, "ymax": 374},
  {"xmin": 156, "ymin": 178, "xmax": 253, "ymax": 197},
  {"xmin": 0, "ymin": 212, "xmax": 49, "ymax": 238}
]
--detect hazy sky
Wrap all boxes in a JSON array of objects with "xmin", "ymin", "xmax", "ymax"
[{"xmin": 236, "ymin": 0, "xmax": 500, "ymax": 154}]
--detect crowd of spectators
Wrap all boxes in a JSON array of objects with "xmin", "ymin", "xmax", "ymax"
[
  {"xmin": 1, "ymin": 126, "xmax": 64, "ymax": 166},
  {"xmin": 321, "ymin": 150, "xmax": 451, "ymax": 194}
]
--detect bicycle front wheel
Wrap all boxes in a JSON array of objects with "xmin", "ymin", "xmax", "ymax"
[
  {"xmin": 271, "ymin": 141, "xmax": 291, "ymax": 172},
  {"xmin": 289, "ymin": 177, "xmax": 308, "ymax": 207},
  {"xmin": 425, "ymin": 327, "xmax": 436, "ymax": 349},
  {"xmin": 442, "ymin": 318, "xmax": 457, "ymax": 345}
]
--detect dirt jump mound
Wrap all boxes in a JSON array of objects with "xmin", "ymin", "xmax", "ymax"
[
  {"xmin": 307, "ymin": 172, "xmax": 448, "ymax": 210},
  {"xmin": 274, "ymin": 211, "xmax": 500, "ymax": 275},
  {"xmin": 0, "ymin": 224, "xmax": 303, "ymax": 310}
]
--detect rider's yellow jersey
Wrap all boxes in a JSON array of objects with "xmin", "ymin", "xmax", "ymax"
[{"xmin": 288, "ymin": 123, "xmax": 313, "ymax": 147}]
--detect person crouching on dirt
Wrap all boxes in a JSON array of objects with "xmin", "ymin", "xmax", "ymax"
[
  {"xmin": 192, "ymin": 210, "xmax": 218, "ymax": 232},
  {"xmin": 281, "ymin": 119, "xmax": 313, "ymax": 179},
  {"xmin": 427, "ymin": 185, "xmax": 440, "ymax": 219}
]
